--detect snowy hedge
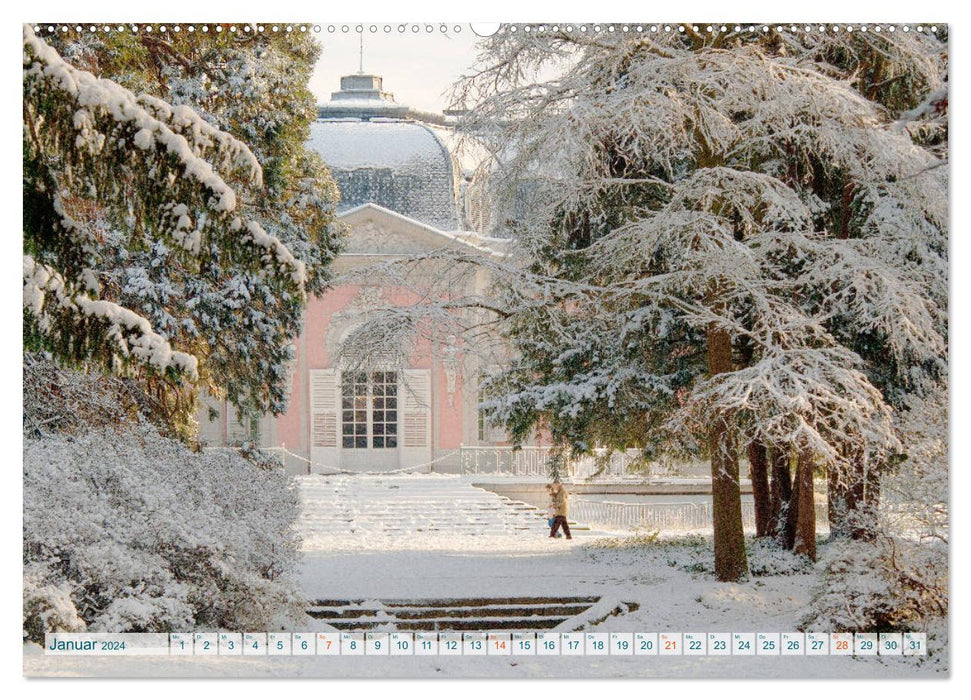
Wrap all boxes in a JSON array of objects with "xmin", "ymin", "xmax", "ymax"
[{"xmin": 24, "ymin": 425, "xmax": 304, "ymax": 641}]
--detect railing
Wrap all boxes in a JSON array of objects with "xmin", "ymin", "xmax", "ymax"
[
  {"xmin": 459, "ymin": 446, "xmax": 641, "ymax": 478},
  {"xmin": 571, "ymin": 498, "xmax": 829, "ymax": 532}
]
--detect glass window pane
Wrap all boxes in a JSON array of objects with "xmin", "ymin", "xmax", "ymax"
[{"xmin": 340, "ymin": 371, "xmax": 405, "ymax": 452}]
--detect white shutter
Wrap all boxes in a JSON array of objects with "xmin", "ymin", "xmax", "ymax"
[
  {"xmin": 401, "ymin": 369, "xmax": 432, "ymax": 467},
  {"xmin": 309, "ymin": 369, "xmax": 340, "ymax": 472}
]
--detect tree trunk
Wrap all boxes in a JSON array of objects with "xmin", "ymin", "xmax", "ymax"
[
  {"xmin": 848, "ymin": 458, "xmax": 865, "ymax": 524},
  {"xmin": 707, "ymin": 324, "xmax": 747, "ymax": 582},
  {"xmin": 769, "ymin": 446, "xmax": 792, "ymax": 543},
  {"xmin": 845, "ymin": 451, "xmax": 880, "ymax": 541},
  {"xmin": 827, "ymin": 462, "xmax": 850, "ymax": 539},
  {"xmin": 853, "ymin": 457, "xmax": 882, "ymax": 541},
  {"xmin": 747, "ymin": 441, "xmax": 771, "ymax": 537},
  {"xmin": 792, "ymin": 450, "xmax": 817, "ymax": 561},
  {"xmin": 783, "ymin": 451, "xmax": 800, "ymax": 550},
  {"xmin": 865, "ymin": 460, "xmax": 882, "ymax": 510}
]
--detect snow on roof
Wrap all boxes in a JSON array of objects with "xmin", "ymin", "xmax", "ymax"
[
  {"xmin": 320, "ymin": 98, "xmax": 407, "ymax": 111},
  {"xmin": 308, "ymin": 119, "xmax": 460, "ymax": 231},
  {"xmin": 426, "ymin": 124, "xmax": 491, "ymax": 178},
  {"xmin": 339, "ymin": 202, "xmax": 507, "ymax": 256},
  {"xmin": 310, "ymin": 119, "xmax": 451, "ymax": 169}
]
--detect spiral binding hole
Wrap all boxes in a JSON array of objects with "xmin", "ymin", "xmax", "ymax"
[{"xmin": 32, "ymin": 23, "xmax": 944, "ymax": 37}]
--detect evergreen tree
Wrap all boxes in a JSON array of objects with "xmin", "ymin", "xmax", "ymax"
[
  {"xmin": 23, "ymin": 25, "xmax": 343, "ymax": 434},
  {"xmin": 453, "ymin": 27, "xmax": 945, "ymax": 579}
]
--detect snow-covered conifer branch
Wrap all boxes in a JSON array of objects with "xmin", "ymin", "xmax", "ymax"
[
  {"xmin": 683, "ymin": 344, "xmax": 898, "ymax": 463},
  {"xmin": 22, "ymin": 25, "xmax": 306, "ymax": 289},
  {"xmin": 23, "ymin": 255, "xmax": 198, "ymax": 380}
]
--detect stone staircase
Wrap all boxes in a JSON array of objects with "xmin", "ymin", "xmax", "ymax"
[
  {"xmin": 306, "ymin": 596, "xmax": 607, "ymax": 631},
  {"xmin": 295, "ymin": 474, "xmax": 592, "ymax": 540}
]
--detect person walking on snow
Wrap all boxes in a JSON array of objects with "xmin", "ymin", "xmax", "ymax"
[
  {"xmin": 545, "ymin": 484, "xmax": 562, "ymax": 538},
  {"xmin": 549, "ymin": 481, "xmax": 572, "ymax": 540}
]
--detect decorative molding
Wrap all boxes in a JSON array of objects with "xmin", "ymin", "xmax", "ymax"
[
  {"xmin": 344, "ymin": 218, "xmax": 438, "ymax": 255},
  {"xmin": 324, "ymin": 287, "xmax": 401, "ymax": 369}
]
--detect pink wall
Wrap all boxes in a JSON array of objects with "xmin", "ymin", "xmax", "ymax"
[
  {"xmin": 276, "ymin": 284, "xmax": 466, "ymax": 455},
  {"xmin": 436, "ymin": 345, "xmax": 464, "ymax": 450}
]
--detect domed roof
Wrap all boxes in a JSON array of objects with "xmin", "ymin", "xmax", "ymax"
[{"xmin": 309, "ymin": 119, "xmax": 460, "ymax": 232}]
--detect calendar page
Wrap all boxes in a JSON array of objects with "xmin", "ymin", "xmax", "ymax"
[{"xmin": 21, "ymin": 14, "xmax": 949, "ymax": 682}]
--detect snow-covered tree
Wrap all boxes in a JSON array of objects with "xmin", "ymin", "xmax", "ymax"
[
  {"xmin": 443, "ymin": 27, "xmax": 947, "ymax": 580},
  {"xmin": 779, "ymin": 27, "xmax": 948, "ymax": 158},
  {"xmin": 23, "ymin": 25, "xmax": 343, "ymax": 433}
]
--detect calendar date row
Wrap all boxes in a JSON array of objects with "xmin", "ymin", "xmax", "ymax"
[{"xmin": 45, "ymin": 631, "xmax": 927, "ymax": 657}]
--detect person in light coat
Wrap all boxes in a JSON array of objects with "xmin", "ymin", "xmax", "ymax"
[
  {"xmin": 548, "ymin": 481, "xmax": 572, "ymax": 540},
  {"xmin": 545, "ymin": 484, "xmax": 562, "ymax": 537}
]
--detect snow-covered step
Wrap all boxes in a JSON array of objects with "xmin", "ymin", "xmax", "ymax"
[
  {"xmin": 294, "ymin": 474, "xmax": 598, "ymax": 547},
  {"xmin": 321, "ymin": 617, "xmax": 567, "ymax": 631},
  {"xmin": 306, "ymin": 596, "xmax": 604, "ymax": 631}
]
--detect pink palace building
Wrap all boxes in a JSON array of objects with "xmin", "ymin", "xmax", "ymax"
[{"xmin": 197, "ymin": 71, "xmax": 514, "ymax": 474}]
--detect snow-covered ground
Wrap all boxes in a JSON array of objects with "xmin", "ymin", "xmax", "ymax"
[{"xmin": 23, "ymin": 475, "xmax": 944, "ymax": 678}]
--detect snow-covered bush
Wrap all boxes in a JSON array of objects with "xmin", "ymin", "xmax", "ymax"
[
  {"xmin": 23, "ymin": 423, "xmax": 304, "ymax": 641},
  {"xmin": 802, "ymin": 387, "xmax": 948, "ymax": 634},
  {"xmin": 801, "ymin": 521, "xmax": 947, "ymax": 634},
  {"xmin": 23, "ymin": 562, "xmax": 87, "ymax": 641},
  {"xmin": 23, "ymin": 353, "xmax": 155, "ymax": 437},
  {"xmin": 802, "ymin": 538, "xmax": 900, "ymax": 632},
  {"xmin": 745, "ymin": 538, "xmax": 814, "ymax": 577}
]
